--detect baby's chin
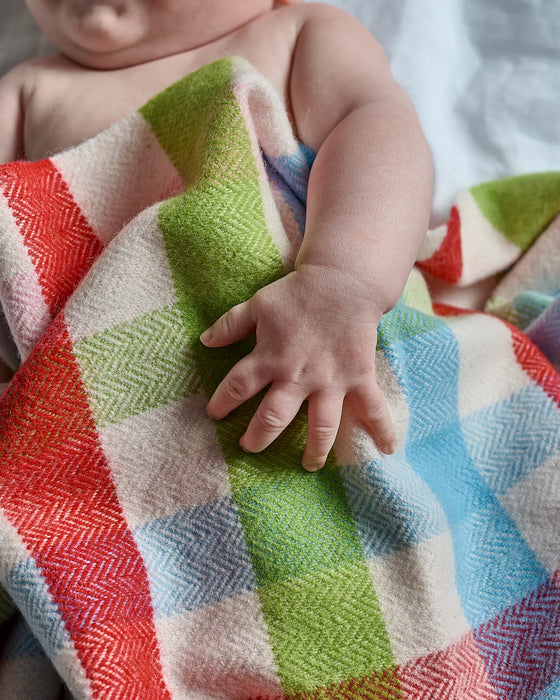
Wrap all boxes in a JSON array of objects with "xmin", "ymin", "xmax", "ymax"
[{"xmin": 58, "ymin": 2, "xmax": 147, "ymax": 60}]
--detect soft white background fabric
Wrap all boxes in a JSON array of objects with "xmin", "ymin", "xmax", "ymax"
[{"xmin": 2, "ymin": 0, "xmax": 560, "ymax": 220}]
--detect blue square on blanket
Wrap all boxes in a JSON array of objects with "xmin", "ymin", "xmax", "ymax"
[
  {"xmin": 134, "ymin": 496, "xmax": 258, "ymax": 618},
  {"xmin": 462, "ymin": 384, "xmax": 560, "ymax": 496},
  {"xmin": 385, "ymin": 319, "xmax": 549, "ymax": 628},
  {"xmin": 341, "ymin": 455, "xmax": 448, "ymax": 558}
]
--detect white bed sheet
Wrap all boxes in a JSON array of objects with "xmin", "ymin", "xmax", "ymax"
[{"xmin": 2, "ymin": 0, "xmax": 560, "ymax": 221}]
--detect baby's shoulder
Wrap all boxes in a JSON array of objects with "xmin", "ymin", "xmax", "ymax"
[
  {"xmin": 0, "ymin": 58, "xmax": 30, "ymax": 95},
  {"xmin": 0, "ymin": 54, "xmax": 82, "ymax": 100},
  {"xmin": 266, "ymin": 3, "xmax": 381, "ymax": 65},
  {"xmin": 273, "ymin": 2, "xmax": 361, "ymax": 30},
  {"xmin": 226, "ymin": 2, "xmax": 358, "ymax": 83},
  {"xmin": 240, "ymin": 2, "xmax": 354, "ymax": 45}
]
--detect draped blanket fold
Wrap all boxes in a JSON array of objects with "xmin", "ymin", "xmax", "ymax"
[{"xmin": 0, "ymin": 57, "xmax": 559, "ymax": 699}]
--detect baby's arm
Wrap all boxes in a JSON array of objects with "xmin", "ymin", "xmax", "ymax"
[
  {"xmin": 0, "ymin": 66, "xmax": 25, "ymax": 163},
  {"xmin": 202, "ymin": 5, "xmax": 433, "ymax": 470}
]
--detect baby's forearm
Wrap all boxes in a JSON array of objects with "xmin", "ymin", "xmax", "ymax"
[{"xmin": 296, "ymin": 90, "xmax": 433, "ymax": 315}]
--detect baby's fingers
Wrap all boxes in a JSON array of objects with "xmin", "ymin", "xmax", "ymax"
[
  {"xmin": 200, "ymin": 301, "xmax": 255, "ymax": 348},
  {"xmin": 206, "ymin": 357, "xmax": 268, "ymax": 420},
  {"xmin": 350, "ymin": 384, "xmax": 397, "ymax": 455},
  {"xmin": 240, "ymin": 383, "xmax": 307, "ymax": 454},
  {"xmin": 302, "ymin": 392, "xmax": 344, "ymax": 472}
]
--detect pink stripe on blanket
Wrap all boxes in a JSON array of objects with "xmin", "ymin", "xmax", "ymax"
[
  {"xmin": 0, "ymin": 315, "xmax": 171, "ymax": 699},
  {"xmin": 0, "ymin": 160, "xmax": 103, "ymax": 318},
  {"xmin": 399, "ymin": 633, "xmax": 499, "ymax": 700}
]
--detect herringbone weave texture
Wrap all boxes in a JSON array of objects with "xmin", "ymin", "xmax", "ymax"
[{"xmin": 0, "ymin": 58, "xmax": 559, "ymax": 699}]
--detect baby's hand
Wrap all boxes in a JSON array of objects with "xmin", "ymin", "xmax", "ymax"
[{"xmin": 200, "ymin": 264, "xmax": 397, "ymax": 471}]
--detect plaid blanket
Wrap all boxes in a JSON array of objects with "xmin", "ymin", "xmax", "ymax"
[{"xmin": 0, "ymin": 57, "xmax": 559, "ymax": 700}]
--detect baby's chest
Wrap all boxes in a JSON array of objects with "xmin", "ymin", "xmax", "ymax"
[
  {"xmin": 22, "ymin": 42, "xmax": 293, "ymax": 162},
  {"xmin": 24, "ymin": 79, "xmax": 152, "ymax": 160}
]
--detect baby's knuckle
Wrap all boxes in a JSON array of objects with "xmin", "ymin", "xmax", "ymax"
[
  {"xmin": 365, "ymin": 402, "xmax": 388, "ymax": 425},
  {"xmin": 221, "ymin": 311, "xmax": 237, "ymax": 337},
  {"xmin": 256, "ymin": 407, "xmax": 285, "ymax": 432},
  {"xmin": 224, "ymin": 375, "xmax": 248, "ymax": 401},
  {"xmin": 309, "ymin": 423, "xmax": 337, "ymax": 443}
]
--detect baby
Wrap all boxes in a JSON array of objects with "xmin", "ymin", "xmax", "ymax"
[{"xmin": 0, "ymin": 0, "xmax": 433, "ymax": 470}]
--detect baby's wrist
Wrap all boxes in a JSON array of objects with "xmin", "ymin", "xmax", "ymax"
[
  {"xmin": 292, "ymin": 261, "xmax": 391, "ymax": 322},
  {"xmin": 295, "ymin": 260, "xmax": 400, "ymax": 313}
]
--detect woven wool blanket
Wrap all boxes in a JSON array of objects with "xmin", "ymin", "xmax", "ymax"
[{"xmin": 0, "ymin": 57, "xmax": 559, "ymax": 700}]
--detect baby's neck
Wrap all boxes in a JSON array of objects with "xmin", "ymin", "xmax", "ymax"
[{"xmin": 42, "ymin": 2, "xmax": 278, "ymax": 71}]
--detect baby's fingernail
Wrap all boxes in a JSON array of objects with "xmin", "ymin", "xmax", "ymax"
[
  {"xmin": 383, "ymin": 439, "xmax": 398, "ymax": 455},
  {"xmin": 239, "ymin": 436, "xmax": 258, "ymax": 454},
  {"xmin": 302, "ymin": 460, "xmax": 323, "ymax": 472},
  {"xmin": 200, "ymin": 329, "xmax": 213, "ymax": 344}
]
